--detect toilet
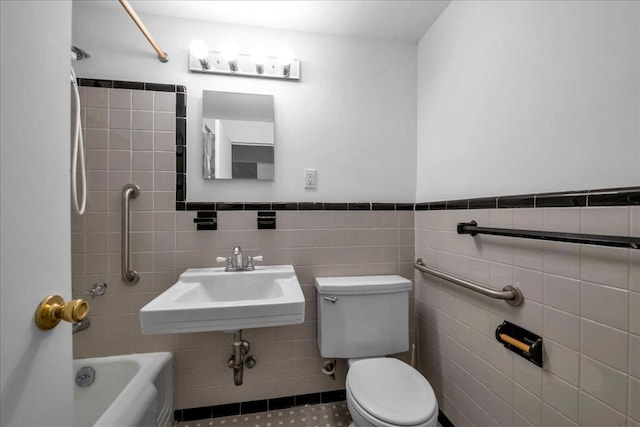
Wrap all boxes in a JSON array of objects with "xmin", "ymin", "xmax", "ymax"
[{"xmin": 315, "ymin": 275, "xmax": 439, "ymax": 427}]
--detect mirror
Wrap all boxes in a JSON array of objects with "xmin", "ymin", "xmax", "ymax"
[{"xmin": 202, "ymin": 90, "xmax": 275, "ymax": 180}]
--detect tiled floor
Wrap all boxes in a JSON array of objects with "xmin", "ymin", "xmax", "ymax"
[{"xmin": 174, "ymin": 402, "xmax": 353, "ymax": 427}]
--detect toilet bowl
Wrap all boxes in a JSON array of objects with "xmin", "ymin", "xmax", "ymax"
[
  {"xmin": 315, "ymin": 275, "xmax": 439, "ymax": 427},
  {"xmin": 346, "ymin": 358, "xmax": 438, "ymax": 427}
]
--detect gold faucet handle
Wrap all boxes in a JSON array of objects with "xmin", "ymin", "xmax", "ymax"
[{"xmin": 35, "ymin": 295, "xmax": 90, "ymax": 330}]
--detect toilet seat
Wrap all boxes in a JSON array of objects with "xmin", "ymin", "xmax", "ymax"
[
  {"xmin": 346, "ymin": 358, "xmax": 438, "ymax": 426},
  {"xmin": 347, "ymin": 387, "xmax": 412, "ymax": 427}
]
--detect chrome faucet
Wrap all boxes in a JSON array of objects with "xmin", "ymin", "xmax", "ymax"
[
  {"xmin": 216, "ymin": 246, "xmax": 263, "ymax": 272},
  {"xmin": 72, "ymin": 317, "xmax": 91, "ymax": 334},
  {"xmin": 232, "ymin": 246, "xmax": 244, "ymax": 269}
]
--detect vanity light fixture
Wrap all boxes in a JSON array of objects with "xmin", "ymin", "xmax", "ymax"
[
  {"xmin": 188, "ymin": 40, "xmax": 300, "ymax": 81},
  {"xmin": 221, "ymin": 42, "xmax": 239, "ymax": 72},
  {"xmin": 190, "ymin": 39, "xmax": 210, "ymax": 69},
  {"xmin": 253, "ymin": 45, "xmax": 266, "ymax": 75},
  {"xmin": 276, "ymin": 48, "xmax": 294, "ymax": 78}
]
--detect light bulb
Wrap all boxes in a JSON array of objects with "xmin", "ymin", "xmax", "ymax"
[
  {"xmin": 190, "ymin": 40, "xmax": 209, "ymax": 60},
  {"xmin": 277, "ymin": 48, "xmax": 294, "ymax": 77},
  {"xmin": 253, "ymin": 45, "xmax": 267, "ymax": 74}
]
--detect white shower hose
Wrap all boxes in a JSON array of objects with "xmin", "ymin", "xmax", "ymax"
[{"xmin": 70, "ymin": 66, "xmax": 86, "ymax": 215}]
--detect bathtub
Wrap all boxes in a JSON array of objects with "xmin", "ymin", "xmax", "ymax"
[{"xmin": 73, "ymin": 352, "xmax": 173, "ymax": 427}]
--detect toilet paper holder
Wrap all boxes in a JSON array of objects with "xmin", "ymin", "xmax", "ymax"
[{"xmin": 495, "ymin": 321, "xmax": 543, "ymax": 367}]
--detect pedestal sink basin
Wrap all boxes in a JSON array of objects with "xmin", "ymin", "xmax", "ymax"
[{"xmin": 140, "ymin": 265, "xmax": 305, "ymax": 334}]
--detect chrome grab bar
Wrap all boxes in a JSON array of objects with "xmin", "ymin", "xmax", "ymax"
[
  {"xmin": 121, "ymin": 184, "xmax": 140, "ymax": 284},
  {"xmin": 414, "ymin": 258, "xmax": 523, "ymax": 306}
]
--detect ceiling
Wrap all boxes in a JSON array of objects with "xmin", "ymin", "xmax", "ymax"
[{"xmin": 83, "ymin": 0, "xmax": 451, "ymax": 42}]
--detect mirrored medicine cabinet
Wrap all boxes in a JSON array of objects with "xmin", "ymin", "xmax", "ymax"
[{"xmin": 201, "ymin": 90, "xmax": 275, "ymax": 181}]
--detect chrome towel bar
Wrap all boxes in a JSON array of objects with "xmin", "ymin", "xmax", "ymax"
[
  {"xmin": 414, "ymin": 258, "xmax": 524, "ymax": 306},
  {"xmin": 122, "ymin": 184, "xmax": 140, "ymax": 284}
]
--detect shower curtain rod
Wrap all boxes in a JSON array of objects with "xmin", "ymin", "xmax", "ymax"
[{"xmin": 118, "ymin": 0, "xmax": 168, "ymax": 63}]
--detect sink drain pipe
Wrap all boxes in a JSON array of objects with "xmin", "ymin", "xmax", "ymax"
[{"xmin": 228, "ymin": 330, "xmax": 257, "ymax": 386}]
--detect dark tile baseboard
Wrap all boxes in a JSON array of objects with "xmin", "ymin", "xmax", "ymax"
[
  {"xmin": 438, "ymin": 409, "xmax": 455, "ymax": 427},
  {"xmin": 174, "ymin": 390, "xmax": 347, "ymax": 422}
]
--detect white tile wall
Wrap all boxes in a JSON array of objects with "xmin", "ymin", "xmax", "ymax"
[
  {"xmin": 543, "ymin": 273, "xmax": 580, "ymax": 315},
  {"xmin": 542, "ymin": 372, "xmax": 579, "ymax": 422},
  {"xmin": 581, "ymin": 319, "xmax": 628, "ymax": 372},
  {"xmin": 72, "ymin": 85, "xmax": 416, "ymax": 411},
  {"xmin": 580, "ymin": 355, "xmax": 628, "ymax": 413},
  {"xmin": 581, "ymin": 281, "xmax": 628, "ymax": 331},
  {"xmin": 579, "ymin": 392, "xmax": 627, "ymax": 427},
  {"xmin": 415, "ymin": 207, "xmax": 638, "ymax": 427},
  {"xmin": 542, "ymin": 402, "xmax": 578, "ymax": 427}
]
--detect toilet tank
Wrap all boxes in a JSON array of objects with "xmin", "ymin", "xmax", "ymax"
[{"xmin": 315, "ymin": 275, "xmax": 412, "ymax": 358}]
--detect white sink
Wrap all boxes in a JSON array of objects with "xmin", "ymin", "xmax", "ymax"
[{"xmin": 139, "ymin": 265, "xmax": 305, "ymax": 334}]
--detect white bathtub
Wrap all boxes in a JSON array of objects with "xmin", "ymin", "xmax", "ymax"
[{"xmin": 73, "ymin": 352, "xmax": 173, "ymax": 427}]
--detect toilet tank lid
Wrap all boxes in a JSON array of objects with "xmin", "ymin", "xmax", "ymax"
[{"xmin": 315, "ymin": 275, "xmax": 411, "ymax": 295}]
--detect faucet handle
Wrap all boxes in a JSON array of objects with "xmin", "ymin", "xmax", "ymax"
[
  {"xmin": 245, "ymin": 255, "xmax": 263, "ymax": 270},
  {"xmin": 216, "ymin": 256, "xmax": 233, "ymax": 268},
  {"xmin": 86, "ymin": 282, "xmax": 107, "ymax": 299},
  {"xmin": 217, "ymin": 256, "xmax": 233, "ymax": 271}
]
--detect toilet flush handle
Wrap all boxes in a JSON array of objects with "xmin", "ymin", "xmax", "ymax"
[{"xmin": 323, "ymin": 296, "xmax": 338, "ymax": 303}]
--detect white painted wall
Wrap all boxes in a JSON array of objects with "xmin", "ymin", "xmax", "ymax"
[
  {"xmin": 72, "ymin": 4, "xmax": 417, "ymax": 202},
  {"xmin": 416, "ymin": 0, "xmax": 640, "ymax": 201},
  {"xmin": 0, "ymin": 1, "xmax": 74, "ymax": 426}
]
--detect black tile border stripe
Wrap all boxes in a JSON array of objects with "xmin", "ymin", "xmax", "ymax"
[
  {"xmin": 395, "ymin": 203, "xmax": 415, "ymax": 211},
  {"xmin": 245, "ymin": 202, "xmax": 272, "ymax": 211},
  {"xmin": 78, "ymin": 78, "xmax": 113, "ymax": 88},
  {"xmin": 179, "ymin": 186, "xmax": 639, "ymax": 214},
  {"xmin": 174, "ymin": 389, "xmax": 347, "ymax": 422},
  {"xmin": 77, "ymin": 78, "xmax": 182, "ymax": 92},
  {"xmin": 468, "ymin": 197, "xmax": 497, "ymax": 209},
  {"xmin": 175, "ymin": 145, "xmax": 185, "ymax": 174},
  {"xmin": 429, "ymin": 201, "xmax": 447, "ymax": 210},
  {"xmin": 372, "ymin": 202, "xmax": 396, "ymax": 211},
  {"xmin": 113, "ymin": 80, "xmax": 144, "ymax": 90},
  {"xmin": 145, "ymin": 82, "xmax": 176, "ymax": 92},
  {"xmin": 497, "ymin": 194, "xmax": 534, "ymax": 209},
  {"xmin": 446, "ymin": 199, "xmax": 468, "ymax": 210},
  {"xmin": 299, "ymin": 202, "xmax": 324, "ymax": 210},
  {"xmin": 272, "ymin": 202, "xmax": 299, "ymax": 210},
  {"xmin": 587, "ymin": 187, "xmax": 640, "ymax": 207},
  {"xmin": 536, "ymin": 191, "xmax": 586, "ymax": 207},
  {"xmin": 324, "ymin": 202, "xmax": 349, "ymax": 210}
]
